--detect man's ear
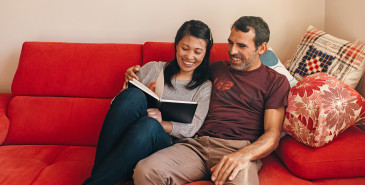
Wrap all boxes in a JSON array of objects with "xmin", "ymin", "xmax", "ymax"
[{"xmin": 258, "ymin": 42, "xmax": 267, "ymax": 55}]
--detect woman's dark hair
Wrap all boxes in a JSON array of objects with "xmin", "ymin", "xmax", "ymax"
[{"xmin": 164, "ymin": 20, "xmax": 213, "ymax": 90}]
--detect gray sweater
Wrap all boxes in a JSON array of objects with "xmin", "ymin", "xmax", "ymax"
[{"xmin": 136, "ymin": 61, "xmax": 212, "ymax": 139}]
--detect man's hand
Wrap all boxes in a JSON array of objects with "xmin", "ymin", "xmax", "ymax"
[
  {"xmin": 210, "ymin": 152, "xmax": 251, "ymax": 185},
  {"xmin": 147, "ymin": 108, "xmax": 162, "ymax": 123},
  {"xmin": 123, "ymin": 65, "xmax": 141, "ymax": 90},
  {"xmin": 209, "ymin": 107, "xmax": 285, "ymax": 185}
]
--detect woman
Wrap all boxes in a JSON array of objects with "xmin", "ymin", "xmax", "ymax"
[{"xmin": 83, "ymin": 20, "xmax": 213, "ymax": 185}]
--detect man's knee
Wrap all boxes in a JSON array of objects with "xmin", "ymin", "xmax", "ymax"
[
  {"xmin": 226, "ymin": 160, "xmax": 262, "ymax": 185},
  {"xmin": 133, "ymin": 158, "xmax": 165, "ymax": 185}
]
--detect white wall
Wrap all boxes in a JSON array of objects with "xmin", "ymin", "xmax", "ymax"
[
  {"xmin": 325, "ymin": 0, "xmax": 365, "ymax": 43},
  {"xmin": 0, "ymin": 0, "xmax": 325, "ymax": 93},
  {"xmin": 325, "ymin": 0, "xmax": 365, "ymax": 96}
]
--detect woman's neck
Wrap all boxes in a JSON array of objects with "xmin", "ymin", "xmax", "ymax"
[{"xmin": 175, "ymin": 71, "xmax": 193, "ymax": 81}]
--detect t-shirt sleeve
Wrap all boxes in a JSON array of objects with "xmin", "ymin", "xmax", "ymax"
[{"xmin": 265, "ymin": 75, "xmax": 290, "ymax": 109}]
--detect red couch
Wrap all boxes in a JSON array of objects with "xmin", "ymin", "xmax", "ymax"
[{"xmin": 0, "ymin": 42, "xmax": 364, "ymax": 185}]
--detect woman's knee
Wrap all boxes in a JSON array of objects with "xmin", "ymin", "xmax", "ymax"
[
  {"xmin": 130, "ymin": 117, "xmax": 170, "ymax": 146},
  {"xmin": 111, "ymin": 88, "xmax": 147, "ymax": 112},
  {"xmin": 134, "ymin": 117, "xmax": 164, "ymax": 133},
  {"xmin": 113, "ymin": 88, "xmax": 145, "ymax": 103}
]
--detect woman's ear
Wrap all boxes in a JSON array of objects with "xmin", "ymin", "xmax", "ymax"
[{"xmin": 258, "ymin": 42, "xmax": 267, "ymax": 55}]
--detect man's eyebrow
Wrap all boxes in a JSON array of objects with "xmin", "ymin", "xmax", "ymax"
[
  {"xmin": 237, "ymin": 43, "xmax": 247, "ymax": 47},
  {"xmin": 228, "ymin": 39, "xmax": 247, "ymax": 47}
]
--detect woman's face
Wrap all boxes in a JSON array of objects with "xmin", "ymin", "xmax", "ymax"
[{"xmin": 175, "ymin": 35, "xmax": 207, "ymax": 76}]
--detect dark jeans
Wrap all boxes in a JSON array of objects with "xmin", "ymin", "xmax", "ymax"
[{"xmin": 83, "ymin": 88, "xmax": 171, "ymax": 185}]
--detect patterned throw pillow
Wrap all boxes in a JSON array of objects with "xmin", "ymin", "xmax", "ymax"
[
  {"xmin": 287, "ymin": 25, "xmax": 365, "ymax": 88},
  {"xmin": 260, "ymin": 48, "xmax": 298, "ymax": 87},
  {"xmin": 283, "ymin": 73, "xmax": 365, "ymax": 147}
]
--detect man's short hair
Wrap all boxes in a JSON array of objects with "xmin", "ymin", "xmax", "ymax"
[{"xmin": 232, "ymin": 16, "xmax": 270, "ymax": 48}]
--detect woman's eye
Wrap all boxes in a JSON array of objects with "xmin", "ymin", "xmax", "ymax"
[
  {"xmin": 182, "ymin": 47, "xmax": 188, "ymax": 51},
  {"xmin": 195, "ymin": 52, "xmax": 202, "ymax": 55}
]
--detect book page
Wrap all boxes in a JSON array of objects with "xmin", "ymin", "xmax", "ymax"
[
  {"xmin": 129, "ymin": 78, "xmax": 160, "ymax": 100},
  {"xmin": 154, "ymin": 69, "xmax": 164, "ymax": 99},
  {"xmin": 160, "ymin": 99, "xmax": 197, "ymax": 104}
]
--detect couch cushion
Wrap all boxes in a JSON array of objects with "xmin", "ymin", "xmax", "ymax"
[
  {"xmin": 5, "ymin": 96, "xmax": 111, "ymax": 146},
  {"xmin": 312, "ymin": 177, "xmax": 365, "ymax": 185},
  {"xmin": 142, "ymin": 42, "xmax": 229, "ymax": 64},
  {"xmin": 0, "ymin": 145, "xmax": 95, "ymax": 185},
  {"xmin": 276, "ymin": 126, "xmax": 365, "ymax": 179},
  {"xmin": 0, "ymin": 93, "xmax": 12, "ymax": 144},
  {"xmin": 12, "ymin": 42, "xmax": 142, "ymax": 98},
  {"xmin": 259, "ymin": 154, "xmax": 312, "ymax": 185}
]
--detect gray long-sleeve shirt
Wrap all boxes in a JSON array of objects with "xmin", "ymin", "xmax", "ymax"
[{"xmin": 136, "ymin": 61, "xmax": 212, "ymax": 139}]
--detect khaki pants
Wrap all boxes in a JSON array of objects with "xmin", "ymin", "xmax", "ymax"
[{"xmin": 133, "ymin": 136, "xmax": 262, "ymax": 185}]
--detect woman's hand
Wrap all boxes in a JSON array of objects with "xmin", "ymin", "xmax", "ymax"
[
  {"xmin": 147, "ymin": 108, "xmax": 173, "ymax": 134},
  {"xmin": 123, "ymin": 65, "xmax": 140, "ymax": 90},
  {"xmin": 147, "ymin": 108, "xmax": 162, "ymax": 123},
  {"xmin": 147, "ymin": 82, "xmax": 156, "ymax": 92}
]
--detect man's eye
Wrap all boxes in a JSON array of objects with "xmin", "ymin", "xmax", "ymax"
[
  {"xmin": 182, "ymin": 48, "xmax": 188, "ymax": 50},
  {"xmin": 195, "ymin": 52, "xmax": 202, "ymax": 55}
]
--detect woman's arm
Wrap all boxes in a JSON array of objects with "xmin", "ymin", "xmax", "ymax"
[
  {"xmin": 147, "ymin": 81, "xmax": 212, "ymax": 137},
  {"xmin": 169, "ymin": 81, "xmax": 212, "ymax": 138}
]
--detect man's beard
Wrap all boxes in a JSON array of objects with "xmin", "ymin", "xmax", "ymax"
[{"xmin": 230, "ymin": 52, "xmax": 257, "ymax": 71}]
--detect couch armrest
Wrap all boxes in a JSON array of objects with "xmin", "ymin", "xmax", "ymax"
[{"xmin": 0, "ymin": 93, "xmax": 12, "ymax": 145}]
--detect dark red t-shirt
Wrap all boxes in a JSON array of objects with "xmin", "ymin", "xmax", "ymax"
[{"xmin": 196, "ymin": 61, "xmax": 290, "ymax": 142}]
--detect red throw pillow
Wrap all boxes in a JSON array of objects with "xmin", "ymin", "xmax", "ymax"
[
  {"xmin": 276, "ymin": 126, "xmax": 365, "ymax": 179},
  {"xmin": 283, "ymin": 73, "xmax": 365, "ymax": 147}
]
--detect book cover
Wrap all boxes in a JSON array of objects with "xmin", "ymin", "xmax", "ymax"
[{"xmin": 128, "ymin": 71, "xmax": 197, "ymax": 123}]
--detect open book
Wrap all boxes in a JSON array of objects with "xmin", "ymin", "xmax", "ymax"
[{"xmin": 128, "ymin": 70, "xmax": 197, "ymax": 123}]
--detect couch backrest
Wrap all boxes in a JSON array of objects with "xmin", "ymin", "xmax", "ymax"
[
  {"xmin": 5, "ymin": 96, "xmax": 111, "ymax": 146},
  {"xmin": 5, "ymin": 41, "xmax": 232, "ymax": 146},
  {"xmin": 6, "ymin": 42, "xmax": 143, "ymax": 146},
  {"xmin": 5, "ymin": 41, "xmax": 363, "ymax": 146},
  {"xmin": 5, "ymin": 41, "xmax": 230, "ymax": 146},
  {"xmin": 12, "ymin": 42, "xmax": 143, "ymax": 98}
]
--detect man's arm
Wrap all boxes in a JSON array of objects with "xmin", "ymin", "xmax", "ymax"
[{"xmin": 211, "ymin": 107, "xmax": 285, "ymax": 185}]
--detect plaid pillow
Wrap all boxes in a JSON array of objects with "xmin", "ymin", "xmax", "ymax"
[{"xmin": 287, "ymin": 25, "xmax": 365, "ymax": 88}]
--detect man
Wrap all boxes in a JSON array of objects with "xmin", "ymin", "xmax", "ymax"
[{"xmin": 127, "ymin": 16, "xmax": 290, "ymax": 185}]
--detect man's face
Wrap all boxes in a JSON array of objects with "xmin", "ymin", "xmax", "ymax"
[{"xmin": 227, "ymin": 27, "xmax": 263, "ymax": 71}]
